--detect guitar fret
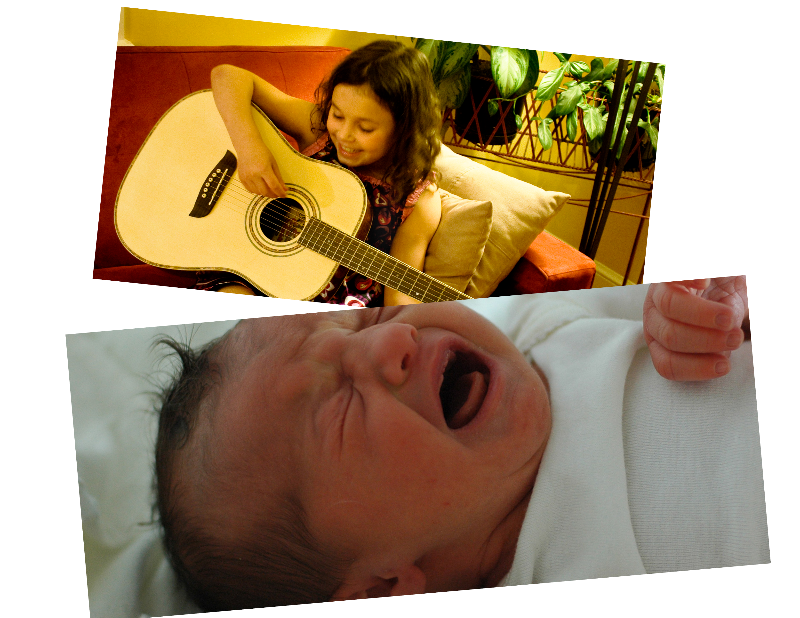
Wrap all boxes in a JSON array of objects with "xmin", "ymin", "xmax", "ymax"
[{"xmin": 299, "ymin": 218, "xmax": 470, "ymax": 302}]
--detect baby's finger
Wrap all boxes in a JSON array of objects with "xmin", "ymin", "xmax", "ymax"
[
  {"xmin": 647, "ymin": 338, "xmax": 731, "ymax": 381},
  {"xmin": 650, "ymin": 282, "xmax": 736, "ymax": 330},
  {"xmin": 644, "ymin": 305, "xmax": 744, "ymax": 353},
  {"xmin": 674, "ymin": 278, "xmax": 711, "ymax": 291}
]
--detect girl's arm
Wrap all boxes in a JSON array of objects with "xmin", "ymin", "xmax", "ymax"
[
  {"xmin": 384, "ymin": 186, "xmax": 442, "ymax": 306},
  {"xmin": 210, "ymin": 64, "xmax": 318, "ymax": 197}
]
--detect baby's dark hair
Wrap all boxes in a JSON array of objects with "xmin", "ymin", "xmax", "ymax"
[
  {"xmin": 153, "ymin": 328, "xmax": 348, "ymax": 611},
  {"xmin": 314, "ymin": 40, "xmax": 442, "ymax": 203}
]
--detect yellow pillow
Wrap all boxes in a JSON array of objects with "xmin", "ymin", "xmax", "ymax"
[
  {"xmin": 435, "ymin": 146, "xmax": 569, "ymax": 297},
  {"xmin": 423, "ymin": 190, "xmax": 492, "ymax": 294}
]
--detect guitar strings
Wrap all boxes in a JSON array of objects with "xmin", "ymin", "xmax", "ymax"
[
  {"xmin": 205, "ymin": 171, "xmax": 306, "ymax": 240},
  {"xmin": 223, "ymin": 176, "xmax": 310, "ymax": 240},
  {"xmin": 204, "ymin": 172, "xmax": 465, "ymax": 302}
]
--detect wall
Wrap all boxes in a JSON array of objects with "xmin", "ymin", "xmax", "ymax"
[
  {"xmin": 122, "ymin": 7, "xmax": 411, "ymax": 48},
  {"xmin": 120, "ymin": 8, "xmax": 651, "ymax": 286}
]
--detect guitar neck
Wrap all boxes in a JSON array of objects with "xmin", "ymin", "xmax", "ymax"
[{"xmin": 299, "ymin": 218, "xmax": 471, "ymax": 302}]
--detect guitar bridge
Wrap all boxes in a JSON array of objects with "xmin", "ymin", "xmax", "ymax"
[{"xmin": 189, "ymin": 150, "xmax": 237, "ymax": 218}]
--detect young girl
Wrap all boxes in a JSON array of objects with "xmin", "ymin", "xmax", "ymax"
[{"xmin": 208, "ymin": 41, "xmax": 443, "ymax": 307}]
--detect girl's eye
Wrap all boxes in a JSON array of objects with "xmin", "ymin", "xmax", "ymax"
[{"xmin": 359, "ymin": 127, "xmax": 374, "ymax": 133}]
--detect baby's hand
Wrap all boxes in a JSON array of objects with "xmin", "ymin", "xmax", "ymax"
[
  {"xmin": 643, "ymin": 276, "xmax": 748, "ymax": 381},
  {"xmin": 236, "ymin": 141, "xmax": 288, "ymax": 198}
]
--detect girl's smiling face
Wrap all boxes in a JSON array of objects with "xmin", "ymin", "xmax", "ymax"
[
  {"xmin": 326, "ymin": 84, "xmax": 396, "ymax": 178},
  {"xmin": 213, "ymin": 304, "xmax": 551, "ymax": 594}
]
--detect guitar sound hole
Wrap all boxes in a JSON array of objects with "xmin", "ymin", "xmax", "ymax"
[{"xmin": 259, "ymin": 198, "xmax": 306, "ymax": 242}]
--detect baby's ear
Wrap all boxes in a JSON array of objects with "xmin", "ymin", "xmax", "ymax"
[{"xmin": 332, "ymin": 565, "xmax": 426, "ymax": 600}]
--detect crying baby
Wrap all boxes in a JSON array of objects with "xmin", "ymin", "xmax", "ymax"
[
  {"xmin": 154, "ymin": 278, "xmax": 767, "ymax": 613},
  {"xmin": 154, "ymin": 302, "xmax": 550, "ymax": 610}
]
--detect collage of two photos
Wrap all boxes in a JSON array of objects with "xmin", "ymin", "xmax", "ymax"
[{"xmin": 67, "ymin": 7, "xmax": 769, "ymax": 618}]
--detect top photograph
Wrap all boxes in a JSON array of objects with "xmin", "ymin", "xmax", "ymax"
[{"xmin": 95, "ymin": 8, "xmax": 663, "ymax": 307}]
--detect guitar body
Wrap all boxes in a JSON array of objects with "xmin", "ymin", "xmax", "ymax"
[{"xmin": 115, "ymin": 90, "xmax": 369, "ymax": 300}]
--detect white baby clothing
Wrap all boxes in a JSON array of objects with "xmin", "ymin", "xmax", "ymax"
[{"xmin": 495, "ymin": 286, "xmax": 769, "ymax": 586}]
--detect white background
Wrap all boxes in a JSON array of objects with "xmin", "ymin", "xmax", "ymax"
[{"xmin": 3, "ymin": 1, "xmax": 796, "ymax": 616}]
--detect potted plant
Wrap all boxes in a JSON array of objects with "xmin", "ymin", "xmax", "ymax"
[
  {"xmin": 414, "ymin": 40, "xmax": 540, "ymax": 145},
  {"xmin": 537, "ymin": 54, "xmax": 664, "ymax": 171},
  {"xmin": 415, "ymin": 40, "xmax": 664, "ymax": 173}
]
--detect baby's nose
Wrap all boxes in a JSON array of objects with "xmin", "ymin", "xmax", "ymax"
[{"xmin": 363, "ymin": 323, "xmax": 418, "ymax": 386}]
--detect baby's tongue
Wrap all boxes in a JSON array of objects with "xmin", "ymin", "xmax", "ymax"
[{"xmin": 448, "ymin": 371, "xmax": 487, "ymax": 429}]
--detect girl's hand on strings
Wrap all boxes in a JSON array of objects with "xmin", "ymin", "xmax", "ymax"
[
  {"xmin": 643, "ymin": 276, "xmax": 749, "ymax": 381},
  {"xmin": 236, "ymin": 140, "xmax": 288, "ymax": 198}
]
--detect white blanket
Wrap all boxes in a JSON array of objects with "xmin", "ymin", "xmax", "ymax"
[
  {"xmin": 68, "ymin": 322, "xmax": 236, "ymax": 617},
  {"xmin": 493, "ymin": 287, "xmax": 769, "ymax": 586}
]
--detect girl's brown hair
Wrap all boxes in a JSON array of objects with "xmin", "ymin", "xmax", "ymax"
[{"xmin": 314, "ymin": 40, "xmax": 442, "ymax": 204}]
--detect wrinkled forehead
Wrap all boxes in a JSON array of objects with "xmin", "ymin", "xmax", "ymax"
[
  {"xmin": 226, "ymin": 310, "xmax": 361, "ymax": 368},
  {"xmin": 208, "ymin": 311, "xmax": 367, "ymax": 492}
]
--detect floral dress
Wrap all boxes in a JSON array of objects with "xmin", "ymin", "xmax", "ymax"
[{"xmin": 302, "ymin": 133, "xmax": 431, "ymax": 307}]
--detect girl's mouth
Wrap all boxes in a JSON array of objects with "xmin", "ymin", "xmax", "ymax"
[{"xmin": 337, "ymin": 145, "xmax": 360, "ymax": 156}]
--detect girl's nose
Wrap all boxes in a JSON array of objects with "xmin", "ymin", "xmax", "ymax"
[
  {"xmin": 357, "ymin": 323, "xmax": 419, "ymax": 386},
  {"xmin": 339, "ymin": 121, "xmax": 354, "ymax": 141}
]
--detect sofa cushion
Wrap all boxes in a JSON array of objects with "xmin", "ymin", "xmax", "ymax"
[
  {"xmin": 93, "ymin": 265, "xmax": 198, "ymax": 288},
  {"xmin": 423, "ymin": 191, "xmax": 492, "ymax": 293},
  {"xmin": 492, "ymin": 231, "xmax": 596, "ymax": 295},
  {"xmin": 434, "ymin": 145, "xmax": 569, "ymax": 298}
]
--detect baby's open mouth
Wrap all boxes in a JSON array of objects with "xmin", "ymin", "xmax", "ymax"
[{"xmin": 439, "ymin": 349, "xmax": 490, "ymax": 429}]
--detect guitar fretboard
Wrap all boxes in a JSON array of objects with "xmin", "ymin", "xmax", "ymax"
[{"xmin": 299, "ymin": 218, "xmax": 471, "ymax": 302}]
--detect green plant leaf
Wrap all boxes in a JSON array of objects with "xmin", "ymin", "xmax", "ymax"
[
  {"xmin": 415, "ymin": 39, "xmax": 444, "ymax": 81},
  {"xmin": 582, "ymin": 105, "xmax": 605, "ymax": 140},
  {"xmin": 535, "ymin": 63, "xmax": 568, "ymax": 101},
  {"xmin": 655, "ymin": 64, "xmax": 665, "ymax": 96},
  {"xmin": 491, "ymin": 47, "xmax": 530, "ymax": 99},
  {"xmin": 509, "ymin": 50, "xmax": 540, "ymax": 98},
  {"xmin": 616, "ymin": 126, "xmax": 628, "ymax": 159},
  {"xmin": 567, "ymin": 109, "xmax": 578, "ymax": 141},
  {"xmin": 638, "ymin": 119, "xmax": 659, "ymax": 151},
  {"xmin": 581, "ymin": 57, "xmax": 605, "ymax": 83},
  {"xmin": 515, "ymin": 114, "xmax": 523, "ymax": 131},
  {"xmin": 439, "ymin": 42, "xmax": 479, "ymax": 81},
  {"xmin": 567, "ymin": 60, "xmax": 590, "ymax": 77},
  {"xmin": 537, "ymin": 118, "xmax": 553, "ymax": 149},
  {"xmin": 637, "ymin": 62, "xmax": 650, "ymax": 83},
  {"xmin": 488, "ymin": 98, "xmax": 499, "ymax": 117},
  {"xmin": 554, "ymin": 82, "xmax": 584, "ymax": 116},
  {"xmin": 601, "ymin": 59, "xmax": 619, "ymax": 81},
  {"xmin": 554, "ymin": 52, "xmax": 572, "ymax": 62},
  {"xmin": 437, "ymin": 67, "xmax": 471, "ymax": 110}
]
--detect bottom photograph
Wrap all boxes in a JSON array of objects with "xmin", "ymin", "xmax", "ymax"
[{"xmin": 66, "ymin": 277, "xmax": 768, "ymax": 617}]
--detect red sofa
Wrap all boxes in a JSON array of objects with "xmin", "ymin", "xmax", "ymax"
[{"xmin": 95, "ymin": 46, "xmax": 595, "ymax": 295}]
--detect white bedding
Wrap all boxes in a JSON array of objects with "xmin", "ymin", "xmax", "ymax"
[{"xmin": 68, "ymin": 322, "xmax": 236, "ymax": 618}]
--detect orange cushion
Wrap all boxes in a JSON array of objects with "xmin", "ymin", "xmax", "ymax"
[{"xmin": 492, "ymin": 231, "xmax": 595, "ymax": 295}]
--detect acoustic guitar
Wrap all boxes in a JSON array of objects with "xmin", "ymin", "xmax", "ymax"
[{"xmin": 115, "ymin": 90, "xmax": 471, "ymax": 302}]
